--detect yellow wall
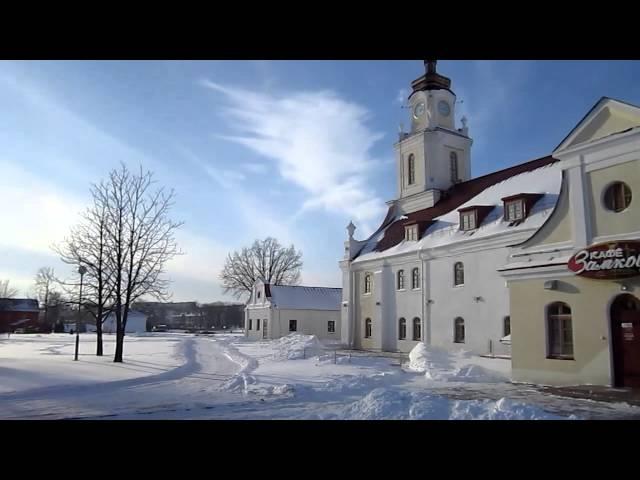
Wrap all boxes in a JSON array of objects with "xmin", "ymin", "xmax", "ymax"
[
  {"xmin": 587, "ymin": 160, "xmax": 640, "ymax": 239},
  {"xmin": 570, "ymin": 107, "xmax": 638, "ymax": 147},
  {"xmin": 510, "ymin": 276, "xmax": 640, "ymax": 386}
]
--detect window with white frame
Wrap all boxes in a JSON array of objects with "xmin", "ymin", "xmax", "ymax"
[
  {"xmin": 454, "ymin": 262, "xmax": 464, "ymax": 286},
  {"xmin": 454, "ymin": 317, "xmax": 465, "ymax": 343},
  {"xmin": 504, "ymin": 316, "xmax": 511, "ymax": 337},
  {"xmin": 450, "ymin": 151, "xmax": 459, "ymax": 183},
  {"xmin": 547, "ymin": 302, "xmax": 573, "ymax": 359},
  {"xmin": 408, "ymin": 154, "xmax": 415, "ymax": 185},
  {"xmin": 460, "ymin": 211, "xmax": 476, "ymax": 231},
  {"xmin": 365, "ymin": 318, "xmax": 372, "ymax": 338},
  {"xmin": 505, "ymin": 199, "xmax": 525, "ymax": 222},
  {"xmin": 364, "ymin": 273, "xmax": 372, "ymax": 294},
  {"xmin": 397, "ymin": 270, "xmax": 405, "ymax": 290},
  {"xmin": 405, "ymin": 225, "xmax": 418, "ymax": 241},
  {"xmin": 413, "ymin": 317, "xmax": 421, "ymax": 341},
  {"xmin": 412, "ymin": 268, "xmax": 420, "ymax": 289},
  {"xmin": 398, "ymin": 318, "xmax": 406, "ymax": 340},
  {"xmin": 328, "ymin": 320, "xmax": 335, "ymax": 333}
]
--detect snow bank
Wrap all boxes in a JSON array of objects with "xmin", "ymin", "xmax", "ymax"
[
  {"xmin": 339, "ymin": 388, "xmax": 573, "ymax": 420},
  {"xmin": 407, "ymin": 343, "xmax": 507, "ymax": 383},
  {"xmin": 270, "ymin": 333, "xmax": 325, "ymax": 361}
]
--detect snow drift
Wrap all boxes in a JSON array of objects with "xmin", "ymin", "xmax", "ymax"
[
  {"xmin": 270, "ymin": 333, "xmax": 325, "ymax": 360},
  {"xmin": 339, "ymin": 388, "xmax": 573, "ymax": 420},
  {"xmin": 407, "ymin": 343, "xmax": 507, "ymax": 383}
]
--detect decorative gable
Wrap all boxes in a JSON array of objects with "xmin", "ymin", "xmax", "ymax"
[{"xmin": 554, "ymin": 97, "xmax": 640, "ymax": 153}]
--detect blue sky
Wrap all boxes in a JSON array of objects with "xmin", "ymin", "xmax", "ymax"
[{"xmin": 2, "ymin": 60, "xmax": 640, "ymax": 302}]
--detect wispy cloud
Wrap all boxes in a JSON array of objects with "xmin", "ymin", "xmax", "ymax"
[
  {"xmin": 200, "ymin": 80, "xmax": 387, "ymax": 228},
  {"xmin": 241, "ymin": 162, "xmax": 269, "ymax": 174},
  {"xmin": 396, "ymin": 88, "xmax": 408, "ymax": 105},
  {"xmin": 454, "ymin": 61, "xmax": 532, "ymax": 155}
]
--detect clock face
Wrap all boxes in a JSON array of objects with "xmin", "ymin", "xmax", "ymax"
[
  {"xmin": 413, "ymin": 102, "xmax": 425, "ymax": 119},
  {"xmin": 438, "ymin": 100, "xmax": 451, "ymax": 117}
]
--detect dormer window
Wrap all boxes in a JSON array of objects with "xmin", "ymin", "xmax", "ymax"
[
  {"xmin": 504, "ymin": 199, "xmax": 524, "ymax": 222},
  {"xmin": 460, "ymin": 211, "xmax": 477, "ymax": 231},
  {"xmin": 405, "ymin": 224, "xmax": 418, "ymax": 241},
  {"xmin": 501, "ymin": 193, "xmax": 543, "ymax": 223},
  {"xmin": 458, "ymin": 205, "xmax": 494, "ymax": 232}
]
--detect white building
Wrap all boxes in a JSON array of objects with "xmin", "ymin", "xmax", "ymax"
[
  {"xmin": 102, "ymin": 310, "xmax": 148, "ymax": 334},
  {"xmin": 339, "ymin": 60, "xmax": 564, "ymax": 356},
  {"xmin": 245, "ymin": 279, "xmax": 341, "ymax": 341}
]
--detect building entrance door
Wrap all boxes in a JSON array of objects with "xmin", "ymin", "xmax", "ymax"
[{"xmin": 611, "ymin": 294, "xmax": 640, "ymax": 388}]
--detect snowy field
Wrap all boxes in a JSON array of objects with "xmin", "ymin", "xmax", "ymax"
[{"xmin": 1, "ymin": 332, "xmax": 639, "ymax": 420}]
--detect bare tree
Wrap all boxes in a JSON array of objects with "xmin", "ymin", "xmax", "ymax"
[
  {"xmin": 0, "ymin": 279, "xmax": 19, "ymax": 298},
  {"xmin": 35, "ymin": 267, "xmax": 57, "ymax": 331},
  {"xmin": 102, "ymin": 164, "xmax": 183, "ymax": 363},
  {"xmin": 54, "ymin": 191, "xmax": 115, "ymax": 356},
  {"xmin": 219, "ymin": 237, "xmax": 303, "ymax": 299}
]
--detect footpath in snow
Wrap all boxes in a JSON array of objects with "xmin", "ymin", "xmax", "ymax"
[{"xmin": 2, "ymin": 332, "xmax": 640, "ymax": 420}]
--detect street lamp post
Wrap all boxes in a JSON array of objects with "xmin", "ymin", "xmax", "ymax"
[{"xmin": 74, "ymin": 265, "xmax": 87, "ymax": 361}]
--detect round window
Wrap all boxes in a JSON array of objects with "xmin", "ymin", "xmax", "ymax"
[{"xmin": 603, "ymin": 182, "xmax": 632, "ymax": 212}]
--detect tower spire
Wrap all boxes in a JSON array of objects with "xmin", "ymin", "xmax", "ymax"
[
  {"xmin": 424, "ymin": 59, "xmax": 437, "ymax": 75},
  {"xmin": 410, "ymin": 59, "xmax": 452, "ymax": 96}
]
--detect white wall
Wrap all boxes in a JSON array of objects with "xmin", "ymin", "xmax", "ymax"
[
  {"xmin": 428, "ymin": 247, "xmax": 511, "ymax": 356},
  {"xmin": 273, "ymin": 309, "xmax": 341, "ymax": 342},
  {"xmin": 245, "ymin": 307, "xmax": 271, "ymax": 341},
  {"xmin": 102, "ymin": 311, "xmax": 147, "ymax": 333}
]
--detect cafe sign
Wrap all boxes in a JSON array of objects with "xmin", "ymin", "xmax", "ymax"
[{"xmin": 568, "ymin": 241, "xmax": 640, "ymax": 279}]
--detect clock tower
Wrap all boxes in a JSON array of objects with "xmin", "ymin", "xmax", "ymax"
[{"xmin": 394, "ymin": 60, "xmax": 473, "ymax": 213}]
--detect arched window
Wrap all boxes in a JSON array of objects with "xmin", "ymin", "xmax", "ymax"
[
  {"xmin": 408, "ymin": 154, "xmax": 415, "ymax": 185},
  {"xmin": 397, "ymin": 270, "xmax": 405, "ymax": 290},
  {"xmin": 454, "ymin": 317, "xmax": 465, "ymax": 343},
  {"xmin": 364, "ymin": 273, "xmax": 372, "ymax": 294},
  {"xmin": 547, "ymin": 302, "xmax": 573, "ymax": 358},
  {"xmin": 413, "ymin": 317, "xmax": 421, "ymax": 341},
  {"xmin": 398, "ymin": 318, "xmax": 406, "ymax": 340},
  {"xmin": 504, "ymin": 316, "xmax": 511, "ymax": 336},
  {"xmin": 450, "ymin": 151, "xmax": 459, "ymax": 183},
  {"xmin": 454, "ymin": 262, "xmax": 464, "ymax": 286},
  {"xmin": 412, "ymin": 268, "xmax": 420, "ymax": 289},
  {"xmin": 365, "ymin": 318, "xmax": 372, "ymax": 338}
]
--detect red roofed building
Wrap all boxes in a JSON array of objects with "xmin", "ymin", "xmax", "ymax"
[{"xmin": 0, "ymin": 298, "xmax": 41, "ymax": 333}]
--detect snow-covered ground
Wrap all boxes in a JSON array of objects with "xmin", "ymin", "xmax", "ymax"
[{"xmin": 1, "ymin": 332, "xmax": 639, "ymax": 420}]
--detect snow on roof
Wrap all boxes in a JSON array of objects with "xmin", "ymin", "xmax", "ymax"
[
  {"xmin": 354, "ymin": 161, "xmax": 563, "ymax": 263},
  {"xmin": 269, "ymin": 285, "xmax": 342, "ymax": 311}
]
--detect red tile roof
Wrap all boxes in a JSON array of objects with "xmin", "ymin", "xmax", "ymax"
[{"xmin": 361, "ymin": 155, "xmax": 558, "ymax": 255}]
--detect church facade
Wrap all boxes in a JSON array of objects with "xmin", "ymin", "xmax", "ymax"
[
  {"xmin": 339, "ymin": 61, "xmax": 564, "ymax": 356},
  {"xmin": 339, "ymin": 61, "xmax": 640, "ymax": 389}
]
